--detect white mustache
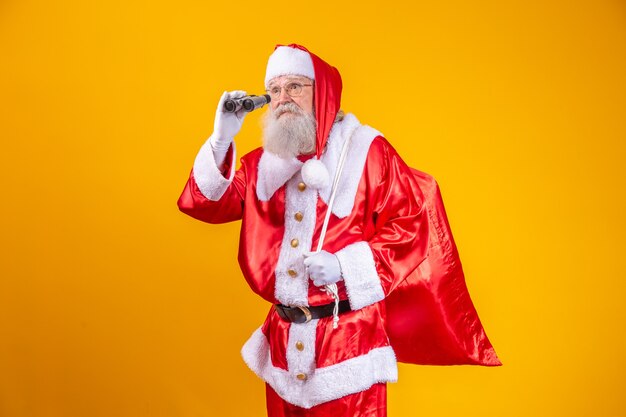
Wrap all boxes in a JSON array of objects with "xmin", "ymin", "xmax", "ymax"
[{"xmin": 273, "ymin": 103, "xmax": 305, "ymax": 119}]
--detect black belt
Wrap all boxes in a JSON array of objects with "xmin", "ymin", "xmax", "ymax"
[{"xmin": 275, "ymin": 300, "xmax": 352, "ymax": 324}]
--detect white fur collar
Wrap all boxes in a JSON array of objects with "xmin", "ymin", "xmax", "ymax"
[
  {"xmin": 318, "ymin": 114, "xmax": 381, "ymax": 218},
  {"xmin": 256, "ymin": 113, "xmax": 382, "ymax": 218},
  {"xmin": 256, "ymin": 152, "xmax": 303, "ymax": 201}
]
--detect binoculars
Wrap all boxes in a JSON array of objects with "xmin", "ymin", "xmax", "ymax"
[{"xmin": 223, "ymin": 94, "xmax": 271, "ymax": 113}]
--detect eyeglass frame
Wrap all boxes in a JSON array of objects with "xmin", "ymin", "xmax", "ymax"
[{"xmin": 265, "ymin": 81, "xmax": 313, "ymax": 99}]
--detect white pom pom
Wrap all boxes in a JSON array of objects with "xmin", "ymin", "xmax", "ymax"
[{"xmin": 301, "ymin": 158, "xmax": 330, "ymax": 190}]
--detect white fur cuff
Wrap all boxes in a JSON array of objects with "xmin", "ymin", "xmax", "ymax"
[
  {"xmin": 192, "ymin": 135, "xmax": 236, "ymax": 201},
  {"xmin": 335, "ymin": 241, "xmax": 385, "ymax": 310}
]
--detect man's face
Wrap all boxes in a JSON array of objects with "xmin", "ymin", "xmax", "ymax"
[
  {"xmin": 267, "ymin": 75, "xmax": 314, "ymax": 116},
  {"xmin": 261, "ymin": 75, "xmax": 317, "ymax": 159}
]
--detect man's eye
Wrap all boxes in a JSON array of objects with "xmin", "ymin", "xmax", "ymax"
[
  {"xmin": 271, "ymin": 87, "xmax": 281, "ymax": 95},
  {"xmin": 287, "ymin": 83, "xmax": 299, "ymax": 91}
]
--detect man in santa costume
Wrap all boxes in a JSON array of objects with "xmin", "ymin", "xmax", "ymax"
[{"xmin": 178, "ymin": 44, "xmax": 500, "ymax": 417}]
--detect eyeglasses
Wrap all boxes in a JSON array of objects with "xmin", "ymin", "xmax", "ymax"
[{"xmin": 265, "ymin": 82, "xmax": 313, "ymax": 100}]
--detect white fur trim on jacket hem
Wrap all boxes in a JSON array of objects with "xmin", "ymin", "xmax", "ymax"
[
  {"xmin": 192, "ymin": 135, "xmax": 236, "ymax": 201},
  {"xmin": 241, "ymin": 327, "xmax": 398, "ymax": 409},
  {"xmin": 335, "ymin": 241, "xmax": 385, "ymax": 310}
]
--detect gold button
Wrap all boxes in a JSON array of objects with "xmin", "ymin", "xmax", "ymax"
[
  {"xmin": 298, "ymin": 182, "xmax": 306, "ymax": 192},
  {"xmin": 294, "ymin": 212, "xmax": 304, "ymax": 222},
  {"xmin": 288, "ymin": 269, "xmax": 298, "ymax": 277},
  {"xmin": 291, "ymin": 239, "xmax": 299, "ymax": 248},
  {"xmin": 296, "ymin": 373, "xmax": 307, "ymax": 381},
  {"xmin": 295, "ymin": 341, "xmax": 304, "ymax": 351}
]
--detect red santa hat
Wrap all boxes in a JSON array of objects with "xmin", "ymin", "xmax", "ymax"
[{"xmin": 265, "ymin": 44, "xmax": 343, "ymax": 161}]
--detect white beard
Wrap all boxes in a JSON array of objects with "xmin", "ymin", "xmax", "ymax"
[{"xmin": 262, "ymin": 103, "xmax": 316, "ymax": 159}]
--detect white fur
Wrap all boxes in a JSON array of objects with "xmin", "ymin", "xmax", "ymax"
[
  {"xmin": 241, "ymin": 327, "xmax": 398, "ymax": 409},
  {"xmin": 285, "ymin": 319, "xmax": 318, "ymax": 384},
  {"xmin": 273, "ymin": 172, "xmax": 317, "ymax": 306},
  {"xmin": 192, "ymin": 135, "xmax": 236, "ymax": 201},
  {"xmin": 256, "ymin": 151, "xmax": 303, "ymax": 201},
  {"xmin": 265, "ymin": 46, "xmax": 315, "ymax": 88},
  {"xmin": 255, "ymin": 113, "xmax": 381, "ymax": 218},
  {"xmin": 319, "ymin": 114, "xmax": 381, "ymax": 218},
  {"xmin": 301, "ymin": 158, "xmax": 330, "ymax": 190},
  {"xmin": 335, "ymin": 241, "xmax": 385, "ymax": 310}
]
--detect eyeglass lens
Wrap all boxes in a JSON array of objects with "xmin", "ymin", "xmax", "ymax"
[{"xmin": 268, "ymin": 83, "xmax": 303, "ymax": 99}]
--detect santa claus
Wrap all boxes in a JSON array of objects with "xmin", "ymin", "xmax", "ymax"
[{"xmin": 178, "ymin": 44, "xmax": 500, "ymax": 417}]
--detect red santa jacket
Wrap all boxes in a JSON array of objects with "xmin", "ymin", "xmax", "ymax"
[{"xmin": 178, "ymin": 113, "xmax": 435, "ymax": 408}]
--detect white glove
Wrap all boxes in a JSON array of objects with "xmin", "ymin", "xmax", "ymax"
[
  {"xmin": 303, "ymin": 250, "xmax": 343, "ymax": 287},
  {"xmin": 210, "ymin": 90, "xmax": 247, "ymax": 168}
]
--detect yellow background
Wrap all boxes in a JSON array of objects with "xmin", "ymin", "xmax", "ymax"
[{"xmin": 1, "ymin": 0, "xmax": 625, "ymax": 416}]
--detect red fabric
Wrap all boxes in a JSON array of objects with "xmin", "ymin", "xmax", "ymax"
[
  {"xmin": 266, "ymin": 382, "xmax": 386, "ymax": 417},
  {"xmin": 274, "ymin": 44, "xmax": 342, "ymax": 159},
  {"xmin": 296, "ymin": 153, "xmax": 315, "ymax": 163},
  {"xmin": 385, "ymin": 168, "xmax": 501, "ymax": 366}
]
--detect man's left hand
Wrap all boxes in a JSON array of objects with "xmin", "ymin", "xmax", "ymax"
[{"xmin": 303, "ymin": 251, "xmax": 342, "ymax": 287}]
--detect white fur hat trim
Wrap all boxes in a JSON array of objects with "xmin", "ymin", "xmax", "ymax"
[
  {"xmin": 301, "ymin": 158, "xmax": 330, "ymax": 190},
  {"xmin": 265, "ymin": 46, "xmax": 315, "ymax": 88}
]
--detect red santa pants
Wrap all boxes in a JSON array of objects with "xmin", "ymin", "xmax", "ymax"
[{"xmin": 265, "ymin": 382, "xmax": 387, "ymax": 417}]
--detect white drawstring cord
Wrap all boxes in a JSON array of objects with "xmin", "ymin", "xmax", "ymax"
[
  {"xmin": 327, "ymin": 284, "xmax": 340, "ymax": 329},
  {"xmin": 313, "ymin": 128, "xmax": 353, "ymax": 329}
]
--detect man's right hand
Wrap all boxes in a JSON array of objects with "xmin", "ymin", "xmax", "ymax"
[
  {"xmin": 212, "ymin": 90, "xmax": 248, "ymax": 146},
  {"xmin": 210, "ymin": 90, "xmax": 247, "ymax": 170}
]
